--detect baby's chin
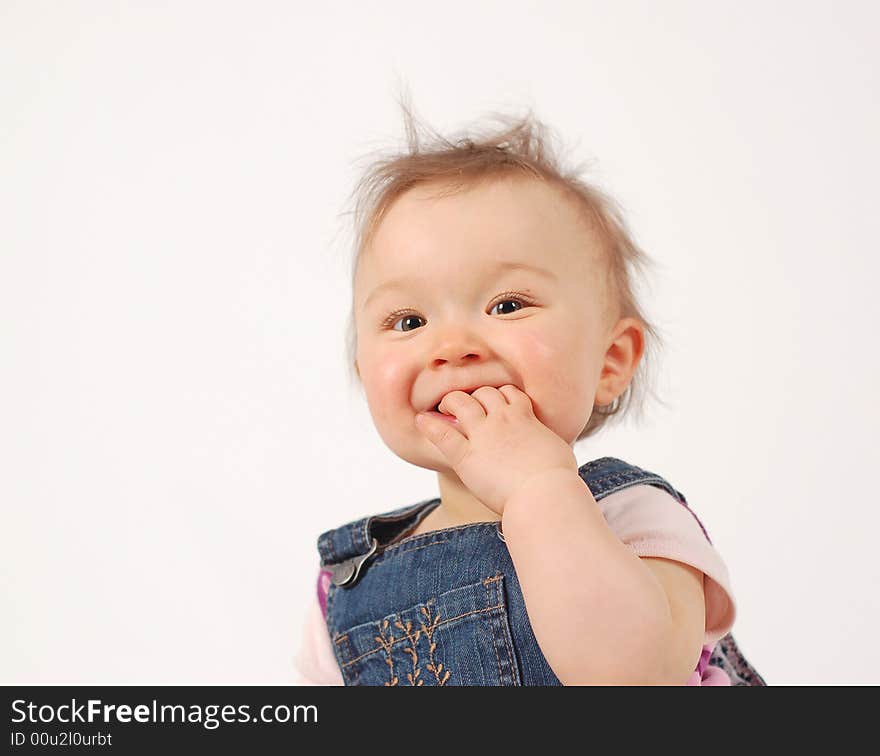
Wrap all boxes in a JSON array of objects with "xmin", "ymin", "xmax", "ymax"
[
  {"xmin": 402, "ymin": 454, "xmax": 454, "ymax": 474},
  {"xmin": 387, "ymin": 439, "xmax": 456, "ymax": 474}
]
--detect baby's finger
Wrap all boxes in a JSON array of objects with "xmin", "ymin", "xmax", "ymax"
[
  {"xmin": 468, "ymin": 386, "xmax": 508, "ymax": 413},
  {"xmin": 414, "ymin": 412, "xmax": 469, "ymax": 465},
  {"xmin": 498, "ymin": 384, "xmax": 534, "ymax": 413},
  {"xmin": 438, "ymin": 391, "xmax": 485, "ymax": 425}
]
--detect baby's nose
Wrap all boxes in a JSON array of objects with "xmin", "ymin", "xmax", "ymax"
[
  {"xmin": 430, "ymin": 347, "xmax": 483, "ymax": 368},
  {"xmin": 427, "ymin": 321, "xmax": 491, "ymax": 367}
]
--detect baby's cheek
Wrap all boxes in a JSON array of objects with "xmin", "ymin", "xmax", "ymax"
[
  {"xmin": 362, "ymin": 352, "xmax": 410, "ymax": 419},
  {"xmin": 515, "ymin": 330, "xmax": 592, "ymax": 429},
  {"xmin": 512, "ymin": 333, "xmax": 553, "ymax": 397},
  {"xmin": 514, "ymin": 326, "xmax": 556, "ymax": 363},
  {"xmin": 515, "ymin": 329, "xmax": 573, "ymax": 384}
]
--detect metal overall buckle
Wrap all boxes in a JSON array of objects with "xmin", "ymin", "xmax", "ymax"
[{"xmin": 329, "ymin": 537, "xmax": 379, "ymax": 588}]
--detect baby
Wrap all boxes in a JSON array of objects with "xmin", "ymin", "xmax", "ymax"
[{"xmin": 294, "ymin": 106, "xmax": 764, "ymax": 686}]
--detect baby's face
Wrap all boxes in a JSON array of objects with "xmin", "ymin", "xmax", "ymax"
[{"xmin": 353, "ymin": 175, "xmax": 621, "ymax": 472}]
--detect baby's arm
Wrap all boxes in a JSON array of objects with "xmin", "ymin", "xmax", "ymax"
[
  {"xmin": 501, "ymin": 469, "xmax": 706, "ymax": 685},
  {"xmin": 638, "ymin": 556, "xmax": 706, "ymax": 680}
]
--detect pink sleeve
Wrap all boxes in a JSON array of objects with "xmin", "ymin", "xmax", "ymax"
[
  {"xmin": 597, "ymin": 484, "xmax": 736, "ymax": 686},
  {"xmin": 292, "ymin": 569, "xmax": 344, "ymax": 686}
]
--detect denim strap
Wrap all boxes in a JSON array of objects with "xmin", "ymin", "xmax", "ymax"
[{"xmin": 317, "ymin": 456, "xmax": 711, "ymax": 568}]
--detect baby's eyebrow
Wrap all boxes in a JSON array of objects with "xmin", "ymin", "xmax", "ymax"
[{"xmin": 361, "ymin": 261, "xmax": 556, "ymax": 311}]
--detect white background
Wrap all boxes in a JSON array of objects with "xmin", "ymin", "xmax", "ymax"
[{"xmin": 2, "ymin": 1, "xmax": 877, "ymax": 685}]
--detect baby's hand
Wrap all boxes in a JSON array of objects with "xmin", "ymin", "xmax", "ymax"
[{"xmin": 414, "ymin": 385, "xmax": 578, "ymax": 516}]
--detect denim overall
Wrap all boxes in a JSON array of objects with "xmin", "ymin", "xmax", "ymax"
[{"xmin": 317, "ymin": 457, "xmax": 765, "ymax": 686}]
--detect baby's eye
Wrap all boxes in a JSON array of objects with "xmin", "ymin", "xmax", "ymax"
[
  {"xmin": 489, "ymin": 298, "xmax": 526, "ymax": 316},
  {"xmin": 390, "ymin": 314, "xmax": 425, "ymax": 333}
]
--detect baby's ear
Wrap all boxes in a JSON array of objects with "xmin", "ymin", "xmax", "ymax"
[{"xmin": 595, "ymin": 317, "xmax": 645, "ymax": 405}]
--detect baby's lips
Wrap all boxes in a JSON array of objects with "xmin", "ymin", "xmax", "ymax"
[{"xmin": 422, "ymin": 408, "xmax": 459, "ymax": 424}]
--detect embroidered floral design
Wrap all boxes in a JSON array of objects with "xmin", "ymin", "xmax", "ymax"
[
  {"xmin": 374, "ymin": 619, "xmax": 398, "ymax": 686},
  {"xmin": 371, "ymin": 601, "xmax": 451, "ymax": 686},
  {"xmin": 420, "ymin": 604, "xmax": 450, "ymax": 685},
  {"xmin": 394, "ymin": 616, "xmax": 423, "ymax": 686}
]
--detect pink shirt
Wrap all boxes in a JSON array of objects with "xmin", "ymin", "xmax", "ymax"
[{"xmin": 294, "ymin": 484, "xmax": 737, "ymax": 686}]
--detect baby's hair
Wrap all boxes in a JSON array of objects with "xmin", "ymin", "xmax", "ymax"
[{"xmin": 341, "ymin": 92, "xmax": 669, "ymax": 441}]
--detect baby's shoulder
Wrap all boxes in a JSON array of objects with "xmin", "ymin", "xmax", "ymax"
[{"xmin": 577, "ymin": 456, "xmax": 689, "ymax": 505}]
